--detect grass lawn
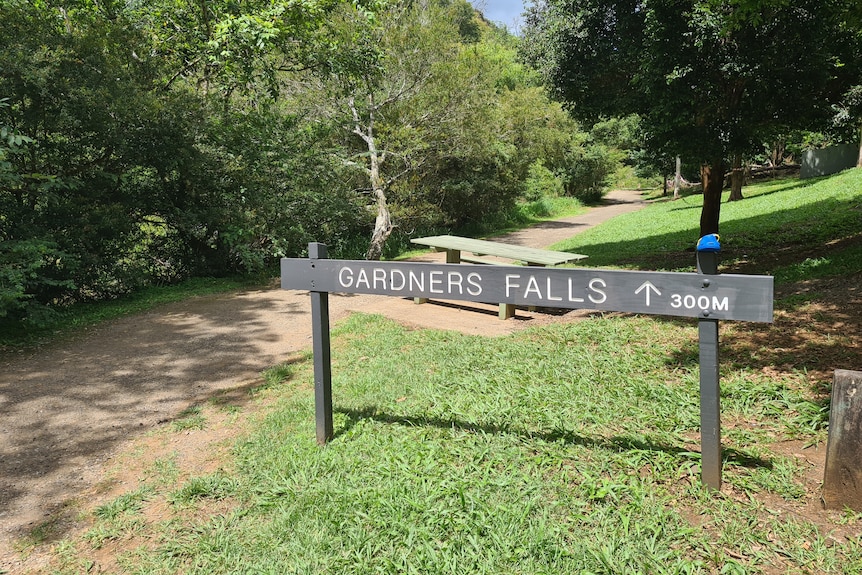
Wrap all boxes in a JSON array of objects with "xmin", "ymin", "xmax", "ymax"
[
  {"xmin": 33, "ymin": 169, "xmax": 862, "ymax": 574},
  {"xmin": 553, "ymin": 169, "xmax": 862, "ymax": 277}
]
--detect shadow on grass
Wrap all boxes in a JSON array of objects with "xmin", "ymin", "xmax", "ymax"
[
  {"xmin": 663, "ymin": 179, "xmax": 816, "ymax": 215},
  {"xmin": 563, "ymin": 192, "xmax": 861, "ymax": 273},
  {"xmin": 722, "ymin": 447, "xmax": 775, "ymax": 469},
  {"xmin": 333, "ymin": 406, "xmax": 772, "ymax": 470}
]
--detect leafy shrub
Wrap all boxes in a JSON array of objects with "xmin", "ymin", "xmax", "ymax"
[
  {"xmin": 524, "ymin": 159, "xmax": 564, "ymax": 201},
  {"xmin": 0, "ymin": 239, "xmax": 76, "ymax": 325},
  {"xmin": 560, "ymin": 143, "xmax": 618, "ymax": 203}
]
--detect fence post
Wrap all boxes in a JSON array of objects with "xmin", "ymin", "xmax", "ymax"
[
  {"xmin": 309, "ymin": 242, "xmax": 333, "ymax": 444},
  {"xmin": 696, "ymin": 234, "xmax": 722, "ymax": 489}
]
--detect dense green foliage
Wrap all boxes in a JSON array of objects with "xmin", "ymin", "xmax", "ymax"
[
  {"xmin": 1, "ymin": 0, "xmax": 614, "ymax": 324},
  {"xmin": 0, "ymin": 0, "xmax": 364, "ymax": 319},
  {"xmin": 521, "ymin": 0, "xmax": 862, "ymax": 234},
  {"xmin": 8, "ymin": 0, "xmax": 853, "ymax": 325}
]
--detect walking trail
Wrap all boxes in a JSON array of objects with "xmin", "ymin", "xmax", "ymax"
[{"xmin": 0, "ymin": 189, "xmax": 645, "ymax": 569}]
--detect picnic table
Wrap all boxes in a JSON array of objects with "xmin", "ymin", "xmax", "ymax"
[{"xmin": 410, "ymin": 235, "xmax": 588, "ymax": 318}]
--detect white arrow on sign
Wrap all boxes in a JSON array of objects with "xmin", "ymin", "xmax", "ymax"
[{"xmin": 635, "ymin": 281, "xmax": 662, "ymax": 306}]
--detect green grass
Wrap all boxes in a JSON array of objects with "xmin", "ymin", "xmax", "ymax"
[
  {"xmin": 52, "ymin": 313, "xmax": 861, "ymax": 573},
  {"xmin": 171, "ymin": 405, "xmax": 207, "ymax": 431},
  {"xmin": 552, "ymin": 169, "xmax": 862, "ymax": 278},
  {"xmin": 83, "ymin": 488, "xmax": 153, "ymax": 550},
  {"xmin": 516, "ymin": 195, "xmax": 588, "ymax": 220},
  {"xmin": 773, "ymin": 245, "xmax": 862, "ymax": 284},
  {"xmin": 34, "ymin": 169, "xmax": 862, "ymax": 573}
]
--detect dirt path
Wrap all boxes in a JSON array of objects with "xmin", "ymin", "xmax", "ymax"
[{"xmin": 0, "ymin": 190, "xmax": 645, "ymax": 567}]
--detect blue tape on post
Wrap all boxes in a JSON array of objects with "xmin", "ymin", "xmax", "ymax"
[{"xmin": 697, "ymin": 234, "xmax": 721, "ymax": 252}]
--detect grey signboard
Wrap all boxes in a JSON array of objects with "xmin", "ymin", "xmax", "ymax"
[{"xmin": 281, "ymin": 259, "xmax": 773, "ymax": 323}]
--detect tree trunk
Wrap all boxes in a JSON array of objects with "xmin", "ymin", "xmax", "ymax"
[
  {"xmin": 857, "ymin": 126, "xmax": 862, "ymax": 168},
  {"xmin": 348, "ymin": 95, "xmax": 395, "ymax": 261},
  {"xmin": 700, "ymin": 159, "xmax": 725, "ymax": 236},
  {"xmin": 366, "ymin": 188, "xmax": 393, "ymax": 260},
  {"xmin": 363, "ymin": 133, "xmax": 393, "ymax": 260},
  {"xmin": 673, "ymin": 156, "xmax": 681, "ymax": 200},
  {"xmin": 771, "ymin": 140, "xmax": 786, "ymax": 173},
  {"xmin": 728, "ymin": 154, "xmax": 744, "ymax": 201}
]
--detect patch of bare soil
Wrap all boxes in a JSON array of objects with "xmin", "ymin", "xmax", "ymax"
[{"xmin": 2, "ymin": 189, "xmax": 860, "ymax": 572}]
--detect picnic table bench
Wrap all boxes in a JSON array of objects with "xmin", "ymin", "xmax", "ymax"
[{"xmin": 410, "ymin": 235, "xmax": 588, "ymax": 319}]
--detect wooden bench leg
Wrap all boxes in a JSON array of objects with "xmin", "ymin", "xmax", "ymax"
[{"xmin": 499, "ymin": 303, "xmax": 515, "ymax": 319}]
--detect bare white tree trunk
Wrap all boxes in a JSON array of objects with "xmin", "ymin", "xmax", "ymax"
[
  {"xmin": 673, "ymin": 156, "xmax": 681, "ymax": 200},
  {"xmin": 349, "ymin": 96, "xmax": 394, "ymax": 260},
  {"xmin": 365, "ymin": 149, "xmax": 393, "ymax": 261}
]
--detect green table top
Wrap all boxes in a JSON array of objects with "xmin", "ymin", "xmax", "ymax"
[{"xmin": 411, "ymin": 235, "xmax": 587, "ymax": 266}]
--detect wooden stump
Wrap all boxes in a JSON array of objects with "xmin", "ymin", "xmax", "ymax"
[{"xmin": 822, "ymin": 370, "xmax": 862, "ymax": 510}]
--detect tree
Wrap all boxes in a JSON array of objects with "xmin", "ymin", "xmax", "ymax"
[
  {"xmin": 0, "ymin": 99, "xmax": 74, "ymax": 321},
  {"xmin": 124, "ymin": 0, "xmax": 342, "ymax": 98},
  {"xmin": 1, "ymin": 0, "xmax": 621, "ymax": 323},
  {"xmin": 521, "ymin": 0, "xmax": 862, "ymax": 235},
  {"xmin": 298, "ymin": 0, "xmax": 508, "ymax": 259},
  {"xmin": 829, "ymin": 4, "xmax": 862, "ymax": 168},
  {"xmin": 0, "ymin": 0, "xmax": 168, "ymax": 303},
  {"xmin": 0, "ymin": 0, "xmax": 368, "ymax": 323}
]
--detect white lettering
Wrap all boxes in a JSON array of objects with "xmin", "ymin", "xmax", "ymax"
[
  {"xmin": 525, "ymin": 276, "xmax": 542, "ymax": 299},
  {"xmin": 373, "ymin": 268, "xmax": 386, "ymax": 290},
  {"xmin": 505, "ymin": 274, "xmax": 521, "ymax": 298},
  {"xmin": 390, "ymin": 269, "xmax": 406, "ymax": 290},
  {"xmin": 672, "ymin": 293, "xmax": 729, "ymax": 312},
  {"xmin": 588, "ymin": 278, "xmax": 607, "ymax": 304},
  {"xmin": 409, "ymin": 271, "xmax": 425, "ymax": 292},
  {"xmin": 546, "ymin": 277, "xmax": 563, "ymax": 301},
  {"xmin": 448, "ymin": 272, "xmax": 464, "ymax": 294},
  {"xmin": 567, "ymin": 278, "xmax": 585, "ymax": 303},
  {"xmin": 467, "ymin": 273, "xmax": 482, "ymax": 296},
  {"xmin": 355, "ymin": 268, "xmax": 370, "ymax": 289},
  {"xmin": 338, "ymin": 267, "xmax": 354, "ymax": 288},
  {"xmin": 429, "ymin": 271, "xmax": 444, "ymax": 294}
]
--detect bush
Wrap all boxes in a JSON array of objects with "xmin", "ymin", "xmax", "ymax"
[
  {"xmin": 0, "ymin": 239, "xmax": 76, "ymax": 325},
  {"xmin": 524, "ymin": 160, "xmax": 564, "ymax": 201},
  {"xmin": 520, "ymin": 196, "xmax": 557, "ymax": 218},
  {"xmin": 560, "ymin": 143, "xmax": 618, "ymax": 203}
]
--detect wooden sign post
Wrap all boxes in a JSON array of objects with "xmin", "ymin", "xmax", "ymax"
[{"xmin": 283, "ymin": 239, "xmax": 774, "ymax": 489}]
